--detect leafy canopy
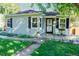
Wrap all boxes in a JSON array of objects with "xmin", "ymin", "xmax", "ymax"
[
  {"xmin": 0, "ymin": 3, "xmax": 20, "ymax": 14},
  {"xmin": 31, "ymin": 3, "xmax": 79, "ymax": 15}
]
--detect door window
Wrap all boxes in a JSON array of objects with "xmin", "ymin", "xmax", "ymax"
[
  {"xmin": 46, "ymin": 19, "xmax": 53, "ymax": 33},
  {"xmin": 47, "ymin": 19, "xmax": 52, "ymax": 25}
]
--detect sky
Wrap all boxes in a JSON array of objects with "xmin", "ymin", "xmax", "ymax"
[
  {"xmin": 17, "ymin": 3, "xmax": 34, "ymax": 11},
  {"xmin": 17, "ymin": 3, "xmax": 54, "ymax": 11}
]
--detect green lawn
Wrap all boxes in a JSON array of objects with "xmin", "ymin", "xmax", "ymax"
[
  {"xmin": 0, "ymin": 38, "xmax": 32, "ymax": 56},
  {"xmin": 31, "ymin": 40, "xmax": 79, "ymax": 56}
]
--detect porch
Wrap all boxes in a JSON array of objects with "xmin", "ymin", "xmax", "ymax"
[{"xmin": 40, "ymin": 15, "xmax": 70, "ymax": 36}]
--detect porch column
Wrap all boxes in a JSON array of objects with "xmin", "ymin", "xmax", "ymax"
[
  {"xmin": 53, "ymin": 18, "xmax": 56, "ymax": 34},
  {"xmin": 37, "ymin": 17, "xmax": 41, "ymax": 37}
]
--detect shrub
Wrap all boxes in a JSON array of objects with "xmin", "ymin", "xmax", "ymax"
[
  {"xmin": 17, "ymin": 34, "xmax": 33, "ymax": 38},
  {"xmin": 0, "ymin": 32, "xmax": 33, "ymax": 38},
  {"xmin": 0, "ymin": 32, "xmax": 18, "ymax": 37}
]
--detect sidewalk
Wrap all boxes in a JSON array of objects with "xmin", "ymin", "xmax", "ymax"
[
  {"xmin": 0, "ymin": 34, "xmax": 79, "ymax": 45},
  {"xmin": 0, "ymin": 35, "xmax": 44, "ymax": 43},
  {"xmin": 15, "ymin": 43, "xmax": 41, "ymax": 56}
]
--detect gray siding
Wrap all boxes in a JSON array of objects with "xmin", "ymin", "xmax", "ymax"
[
  {"xmin": 6, "ymin": 16, "xmax": 28, "ymax": 35},
  {"xmin": 6, "ymin": 16, "xmax": 45, "ymax": 36},
  {"xmin": 12, "ymin": 16, "xmax": 28, "ymax": 34}
]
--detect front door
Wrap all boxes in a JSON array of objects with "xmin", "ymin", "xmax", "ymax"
[{"xmin": 46, "ymin": 18, "xmax": 53, "ymax": 33}]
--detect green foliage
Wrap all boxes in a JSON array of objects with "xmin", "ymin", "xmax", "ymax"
[
  {"xmin": 54, "ymin": 3, "xmax": 79, "ymax": 15},
  {"xmin": 0, "ymin": 3, "xmax": 20, "ymax": 14},
  {"xmin": 0, "ymin": 32, "xmax": 18, "ymax": 37},
  {"xmin": 31, "ymin": 3, "xmax": 50, "ymax": 13},
  {"xmin": 31, "ymin": 3, "xmax": 79, "ymax": 15},
  {"xmin": 17, "ymin": 34, "xmax": 33, "ymax": 38},
  {"xmin": 0, "ymin": 38, "xmax": 32, "ymax": 56},
  {"xmin": 32, "ymin": 40, "xmax": 79, "ymax": 56},
  {"xmin": 0, "ymin": 32, "xmax": 33, "ymax": 38}
]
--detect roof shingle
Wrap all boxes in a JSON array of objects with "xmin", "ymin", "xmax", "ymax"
[{"xmin": 16, "ymin": 10, "xmax": 39, "ymax": 14}]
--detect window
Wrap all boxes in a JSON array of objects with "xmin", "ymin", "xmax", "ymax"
[
  {"xmin": 60, "ymin": 24, "xmax": 65, "ymax": 29},
  {"xmin": 7, "ymin": 18, "xmax": 12, "ymax": 28},
  {"xmin": 32, "ymin": 18, "xmax": 37, "ymax": 27},
  {"xmin": 60, "ymin": 19, "xmax": 65, "ymax": 24},
  {"xmin": 59, "ymin": 18, "xmax": 66, "ymax": 29}
]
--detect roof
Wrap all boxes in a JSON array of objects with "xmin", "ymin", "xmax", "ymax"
[
  {"xmin": 16, "ymin": 10, "xmax": 40, "ymax": 14},
  {"xmin": 16, "ymin": 10, "xmax": 59, "ymax": 16},
  {"xmin": 45, "ymin": 12, "xmax": 58, "ymax": 16},
  {"xmin": 6, "ymin": 10, "xmax": 59, "ymax": 17}
]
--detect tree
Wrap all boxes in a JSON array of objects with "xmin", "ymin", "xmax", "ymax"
[
  {"xmin": 31, "ymin": 3, "xmax": 54, "ymax": 13},
  {"xmin": 0, "ymin": 3, "xmax": 20, "ymax": 30},
  {"xmin": 0, "ymin": 3, "xmax": 20, "ymax": 14},
  {"xmin": 31, "ymin": 3, "xmax": 79, "ymax": 15},
  {"xmin": 54, "ymin": 3, "xmax": 79, "ymax": 15}
]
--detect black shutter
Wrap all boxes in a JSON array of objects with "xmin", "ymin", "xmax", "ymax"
[
  {"xmin": 28, "ymin": 17, "xmax": 31, "ymax": 28},
  {"xmin": 56, "ymin": 18, "xmax": 59, "ymax": 28},
  {"xmin": 66, "ymin": 18, "xmax": 69, "ymax": 29},
  {"xmin": 10, "ymin": 18, "xmax": 12, "ymax": 28},
  {"xmin": 40, "ymin": 18, "xmax": 41, "ymax": 27},
  {"xmin": 7, "ymin": 20, "xmax": 9, "ymax": 27}
]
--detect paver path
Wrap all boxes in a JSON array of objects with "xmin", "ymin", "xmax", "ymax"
[
  {"xmin": 0, "ymin": 34, "xmax": 79, "ymax": 41},
  {"xmin": 14, "ymin": 38, "xmax": 44, "ymax": 56},
  {"xmin": 15, "ymin": 43, "xmax": 41, "ymax": 56}
]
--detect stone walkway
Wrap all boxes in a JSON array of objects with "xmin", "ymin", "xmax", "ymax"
[
  {"xmin": 14, "ymin": 38, "xmax": 44, "ymax": 56},
  {"xmin": 0, "ymin": 35, "xmax": 43, "ymax": 42},
  {"xmin": 15, "ymin": 43, "xmax": 41, "ymax": 56}
]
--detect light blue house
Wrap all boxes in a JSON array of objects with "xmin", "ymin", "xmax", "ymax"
[{"xmin": 5, "ymin": 10, "xmax": 73, "ymax": 36}]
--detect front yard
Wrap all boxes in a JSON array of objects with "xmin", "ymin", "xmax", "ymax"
[
  {"xmin": 31, "ymin": 40, "xmax": 79, "ymax": 56},
  {"xmin": 0, "ymin": 38, "xmax": 32, "ymax": 56},
  {"xmin": 1, "ymin": 37, "xmax": 79, "ymax": 56}
]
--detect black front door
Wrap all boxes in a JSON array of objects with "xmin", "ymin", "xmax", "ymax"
[{"xmin": 46, "ymin": 18, "xmax": 53, "ymax": 33}]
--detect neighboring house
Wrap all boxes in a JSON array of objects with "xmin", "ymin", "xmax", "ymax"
[
  {"xmin": 5, "ymin": 10, "xmax": 79, "ymax": 36},
  {"xmin": 0, "ymin": 14, "xmax": 5, "ymax": 31}
]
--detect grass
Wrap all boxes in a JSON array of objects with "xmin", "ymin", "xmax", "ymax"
[
  {"xmin": 31, "ymin": 40, "xmax": 79, "ymax": 56},
  {"xmin": 0, "ymin": 38, "xmax": 32, "ymax": 56}
]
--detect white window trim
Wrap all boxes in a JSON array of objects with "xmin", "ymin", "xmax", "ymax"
[
  {"xmin": 31, "ymin": 16, "xmax": 38, "ymax": 29},
  {"xmin": 30, "ymin": 16, "xmax": 43, "ymax": 30},
  {"xmin": 59, "ymin": 18, "xmax": 66, "ymax": 29}
]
